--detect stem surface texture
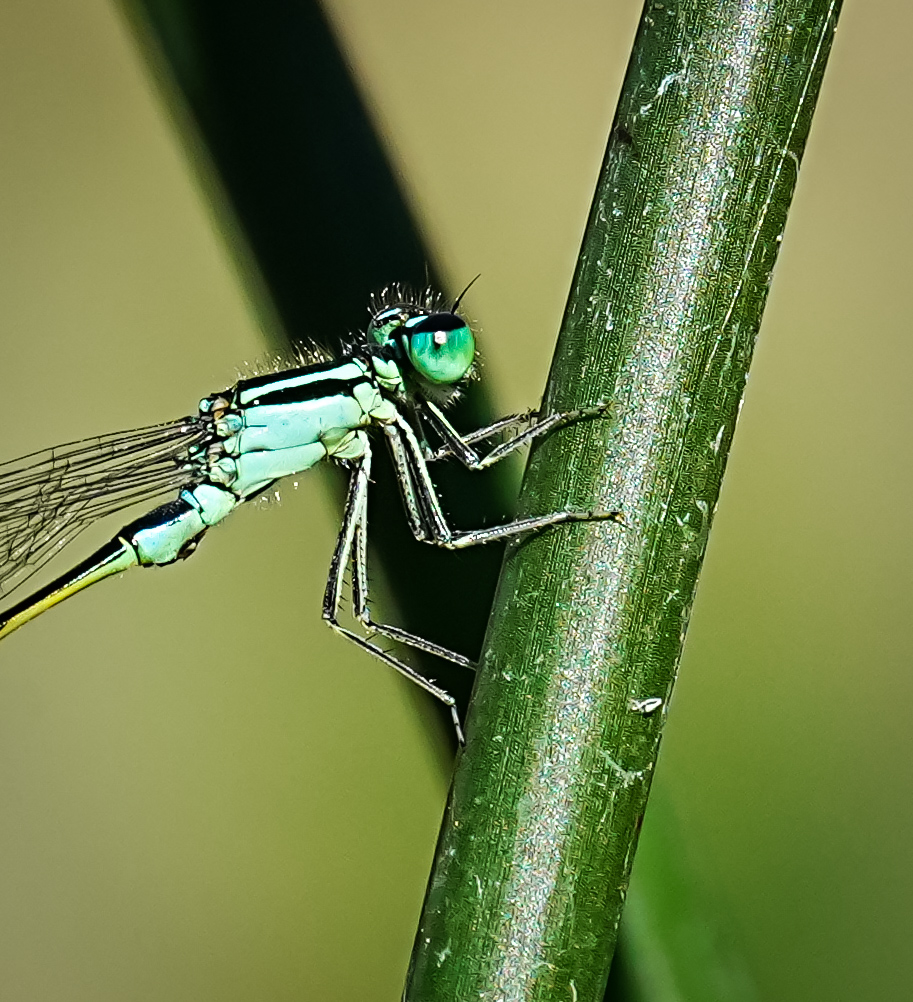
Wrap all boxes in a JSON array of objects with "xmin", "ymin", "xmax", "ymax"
[{"xmin": 406, "ymin": 2, "xmax": 841, "ymax": 1000}]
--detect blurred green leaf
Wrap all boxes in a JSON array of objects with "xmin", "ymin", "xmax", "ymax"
[{"xmin": 605, "ymin": 791, "xmax": 757, "ymax": 1002}]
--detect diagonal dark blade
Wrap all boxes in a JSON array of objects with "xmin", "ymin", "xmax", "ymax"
[{"xmin": 124, "ymin": 0, "xmax": 513, "ymax": 727}]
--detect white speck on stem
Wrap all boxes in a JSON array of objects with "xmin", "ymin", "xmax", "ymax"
[
  {"xmin": 638, "ymin": 71, "xmax": 681, "ymax": 115},
  {"xmin": 629, "ymin": 697, "xmax": 663, "ymax": 716},
  {"xmin": 711, "ymin": 424, "xmax": 724, "ymax": 453},
  {"xmin": 596, "ymin": 749, "xmax": 646, "ymax": 788}
]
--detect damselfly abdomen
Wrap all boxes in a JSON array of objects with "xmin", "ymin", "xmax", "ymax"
[{"xmin": 0, "ymin": 288, "xmax": 617, "ymax": 739}]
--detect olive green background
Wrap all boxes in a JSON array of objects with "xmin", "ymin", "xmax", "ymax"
[{"xmin": 0, "ymin": 1, "xmax": 909, "ymax": 1000}]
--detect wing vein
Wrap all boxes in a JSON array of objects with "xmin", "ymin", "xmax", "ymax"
[{"xmin": 0, "ymin": 418, "xmax": 210, "ymax": 598}]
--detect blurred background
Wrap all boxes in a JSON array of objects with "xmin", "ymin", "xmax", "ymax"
[{"xmin": 0, "ymin": 1, "xmax": 910, "ymax": 999}]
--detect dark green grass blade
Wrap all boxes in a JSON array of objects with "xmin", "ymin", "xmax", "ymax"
[
  {"xmin": 405, "ymin": 2, "xmax": 843, "ymax": 999},
  {"xmin": 122, "ymin": 0, "xmax": 511, "ymax": 720}
]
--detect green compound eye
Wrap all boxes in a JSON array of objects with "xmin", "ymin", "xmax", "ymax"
[{"xmin": 405, "ymin": 313, "xmax": 476, "ymax": 384}]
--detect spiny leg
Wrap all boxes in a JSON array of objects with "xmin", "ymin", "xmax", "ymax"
[
  {"xmin": 322, "ymin": 453, "xmax": 364, "ymax": 621},
  {"xmin": 422, "ymin": 398, "xmax": 614, "ymax": 469},
  {"xmin": 424, "ymin": 406, "xmax": 537, "ymax": 461},
  {"xmin": 453, "ymin": 409, "xmax": 538, "ymax": 446},
  {"xmin": 321, "ymin": 444, "xmax": 466, "ymax": 741},
  {"xmin": 344, "ymin": 434, "xmax": 493, "ymax": 666},
  {"xmin": 331, "ymin": 624, "xmax": 466, "ymax": 744},
  {"xmin": 388, "ymin": 414, "xmax": 622, "ymax": 550},
  {"xmin": 348, "ymin": 470, "xmax": 474, "ymax": 670},
  {"xmin": 325, "ymin": 412, "xmax": 620, "ymax": 742},
  {"xmin": 417, "ymin": 408, "xmax": 537, "ymax": 461},
  {"xmin": 383, "ymin": 413, "xmax": 431, "ymax": 541},
  {"xmin": 436, "ymin": 508, "xmax": 621, "ymax": 549}
]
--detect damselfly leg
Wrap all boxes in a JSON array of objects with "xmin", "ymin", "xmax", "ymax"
[
  {"xmin": 422, "ymin": 398, "xmax": 614, "ymax": 469},
  {"xmin": 323, "ymin": 404, "xmax": 621, "ymax": 741},
  {"xmin": 322, "ymin": 440, "xmax": 471, "ymax": 742}
]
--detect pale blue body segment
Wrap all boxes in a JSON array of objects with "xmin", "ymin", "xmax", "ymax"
[{"xmin": 129, "ymin": 355, "xmax": 402, "ymax": 569}]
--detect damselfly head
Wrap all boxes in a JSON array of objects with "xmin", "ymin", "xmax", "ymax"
[{"xmin": 367, "ymin": 291, "xmax": 476, "ymax": 387}]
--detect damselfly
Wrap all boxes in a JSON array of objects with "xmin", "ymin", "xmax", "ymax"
[{"xmin": 0, "ymin": 287, "xmax": 616, "ymax": 739}]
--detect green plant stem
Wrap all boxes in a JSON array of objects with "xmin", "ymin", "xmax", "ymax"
[{"xmin": 405, "ymin": 2, "xmax": 842, "ymax": 1000}]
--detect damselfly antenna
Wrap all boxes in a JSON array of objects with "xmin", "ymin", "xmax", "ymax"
[{"xmin": 451, "ymin": 274, "xmax": 482, "ymax": 313}]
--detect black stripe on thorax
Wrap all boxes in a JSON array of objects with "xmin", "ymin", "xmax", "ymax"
[
  {"xmin": 236, "ymin": 355, "xmax": 355, "ymax": 396},
  {"xmin": 242, "ymin": 378, "xmax": 362, "ymax": 408}
]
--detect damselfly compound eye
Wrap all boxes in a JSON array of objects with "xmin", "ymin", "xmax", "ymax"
[{"xmin": 405, "ymin": 313, "xmax": 475, "ymax": 384}]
